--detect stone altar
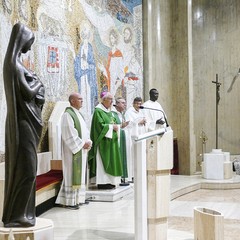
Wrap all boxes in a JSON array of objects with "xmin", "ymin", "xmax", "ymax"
[{"xmin": 203, "ymin": 149, "xmax": 232, "ymax": 180}]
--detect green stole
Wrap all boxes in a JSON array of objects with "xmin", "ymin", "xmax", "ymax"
[
  {"xmin": 65, "ymin": 107, "xmax": 82, "ymax": 189},
  {"xmin": 112, "ymin": 111, "xmax": 128, "ymax": 178}
]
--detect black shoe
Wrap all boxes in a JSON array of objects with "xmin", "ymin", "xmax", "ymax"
[
  {"xmin": 78, "ymin": 200, "xmax": 90, "ymax": 206},
  {"xmin": 128, "ymin": 178, "xmax": 134, "ymax": 183},
  {"xmin": 120, "ymin": 178, "xmax": 129, "ymax": 186},
  {"xmin": 97, "ymin": 184, "xmax": 116, "ymax": 190},
  {"xmin": 65, "ymin": 205, "xmax": 79, "ymax": 210}
]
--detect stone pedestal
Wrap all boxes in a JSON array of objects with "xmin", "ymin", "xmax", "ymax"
[
  {"xmin": 224, "ymin": 162, "xmax": 232, "ymax": 179},
  {"xmin": 134, "ymin": 127, "xmax": 173, "ymax": 240},
  {"xmin": 203, "ymin": 149, "xmax": 232, "ymax": 180},
  {"xmin": 194, "ymin": 207, "xmax": 224, "ymax": 240},
  {"xmin": 0, "ymin": 218, "xmax": 54, "ymax": 240},
  {"xmin": 147, "ymin": 128, "xmax": 173, "ymax": 240},
  {"xmin": 86, "ymin": 185, "xmax": 133, "ymax": 202}
]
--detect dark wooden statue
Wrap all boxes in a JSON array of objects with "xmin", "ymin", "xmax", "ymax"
[{"xmin": 2, "ymin": 22, "xmax": 45, "ymax": 227}]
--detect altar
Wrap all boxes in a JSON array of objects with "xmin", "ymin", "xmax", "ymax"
[{"xmin": 203, "ymin": 149, "xmax": 232, "ymax": 180}]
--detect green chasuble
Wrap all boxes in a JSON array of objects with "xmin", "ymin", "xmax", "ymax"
[
  {"xmin": 88, "ymin": 107, "xmax": 123, "ymax": 178},
  {"xmin": 112, "ymin": 111, "xmax": 128, "ymax": 178},
  {"xmin": 65, "ymin": 107, "xmax": 82, "ymax": 189}
]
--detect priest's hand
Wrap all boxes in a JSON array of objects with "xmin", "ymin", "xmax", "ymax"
[
  {"xmin": 113, "ymin": 124, "xmax": 119, "ymax": 132},
  {"xmin": 138, "ymin": 118, "xmax": 146, "ymax": 126},
  {"xmin": 156, "ymin": 118, "xmax": 165, "ymax": 125},
  {"xmin": 121, "ymin": 121, "xmax": 129, "ymax": 128},
  {"xmin": 83, "ymin": 140, "xmax": 92, "ymax": 150}
]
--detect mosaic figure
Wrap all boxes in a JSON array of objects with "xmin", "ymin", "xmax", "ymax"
[
  {"xmin": 74, "ymin": 20, "xmax": 98, "ymax": 116},
  {"xmin": 98, "ymin": 28, "xmax": 125, "ymax": 97}
]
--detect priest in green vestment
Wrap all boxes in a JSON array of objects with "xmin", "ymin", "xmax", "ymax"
[
  {"xmin": 88, "ymin": 92, "xmax": 123, "ymax": 189},
  {"xmin": 56, "ymin": 93, "xmax": 92, "ymax": 209}
]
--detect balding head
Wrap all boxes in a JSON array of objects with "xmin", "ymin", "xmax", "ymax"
[{"xmin": 69, "ymin": 92, "xmax": 83, "ymax": 110}]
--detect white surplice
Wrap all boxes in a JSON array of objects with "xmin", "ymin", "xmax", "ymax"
[
  {"xmin": 125, "ymin": 106, "xmax": 147, "ymax": 181},
  {"xmin": 56, "ymin": 106, "xmax": 91, "ymax": 206},
  {"xmin": 143, "ymin": 100, "xmax": 166, "ymax": 131}
]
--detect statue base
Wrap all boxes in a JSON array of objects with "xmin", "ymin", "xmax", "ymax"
[
  {"xmin": 0, "ymin": 218, "xmax": 54, "ymax": 240},
  {"xmin": 86, "ymin": 185, "xmax": 133, "ymax": 202}
]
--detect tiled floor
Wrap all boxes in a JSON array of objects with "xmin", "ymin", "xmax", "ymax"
[{"xmin": 40, "ymin": 174, "xmax": 240, "ymax": 240}]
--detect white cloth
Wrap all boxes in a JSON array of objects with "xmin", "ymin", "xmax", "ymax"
[
  {"xmin": 90, "ymin": 103, "xmax": 121, "ymax": 186},
  {"xmin": 143, "ymin": 100, "xmax": 166, "ymax": 131},
  {"xmin": 56, "ymin": 106, "xmax": 91, "ymax": 206},
  {"xmin": 125, "ymin": 106, "xmax": 147, "ymax": 136},
  {"xmin": 124, "ymin": 106, "xmax": 147, "ymax": 180}
]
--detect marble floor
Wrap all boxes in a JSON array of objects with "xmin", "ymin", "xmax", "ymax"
[{"xmin": 40, "ymin": 173, "xmax": 240, "ymax": 240}]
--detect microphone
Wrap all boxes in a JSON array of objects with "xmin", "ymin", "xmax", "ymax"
[
  {"xmin": 139, "ymin": 105, "xmax": 169, "ymax": 127},
  {"xmin": 113, "ymin": 104, "xmax": 117, "ymax": 107}
]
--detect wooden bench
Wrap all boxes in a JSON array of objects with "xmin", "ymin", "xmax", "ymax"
[
  {"xmin": 0, "ymin": 155, "xmax": 63, "ymax": 217},
  {"xmin": 36, "ymin": 160, "xmax": 63, "ymax": 216}
]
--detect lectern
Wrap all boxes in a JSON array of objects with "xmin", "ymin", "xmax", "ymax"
[{"xmin": 134, "ymin": 127, "xmax": 173, "ymax": 240}]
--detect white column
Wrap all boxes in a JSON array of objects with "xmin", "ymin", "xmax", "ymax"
[{"xmin": 134, "ymin": 139, "xmax": 148, "ymax": 240}]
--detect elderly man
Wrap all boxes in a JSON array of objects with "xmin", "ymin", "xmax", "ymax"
[
  {"xmin": 88, "ymin": 92, "xmax": 123, "ymax": 189},
  {"xmin": 56, "ymin": 92, "xmax": 92, "ymax": 209}
]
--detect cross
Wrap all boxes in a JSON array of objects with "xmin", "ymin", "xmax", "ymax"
[{"xmin": 212, "ymin": 74, "xmax": 221, "ymax": 149}]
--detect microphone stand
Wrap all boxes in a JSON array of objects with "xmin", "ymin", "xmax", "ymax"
[{"xmin": 139, "ymin": 106, "xmax": 169, "ymax": 127}]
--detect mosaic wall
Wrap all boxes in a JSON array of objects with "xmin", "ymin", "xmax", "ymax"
[{"xmin": 0, "ymin": 0, "xmax": 143, "ymax": 156}]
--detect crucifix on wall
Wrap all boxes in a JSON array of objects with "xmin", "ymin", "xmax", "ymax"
[{"xmin": 212, "ymin": 74, "xmax": 221, "ymax": 149}]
